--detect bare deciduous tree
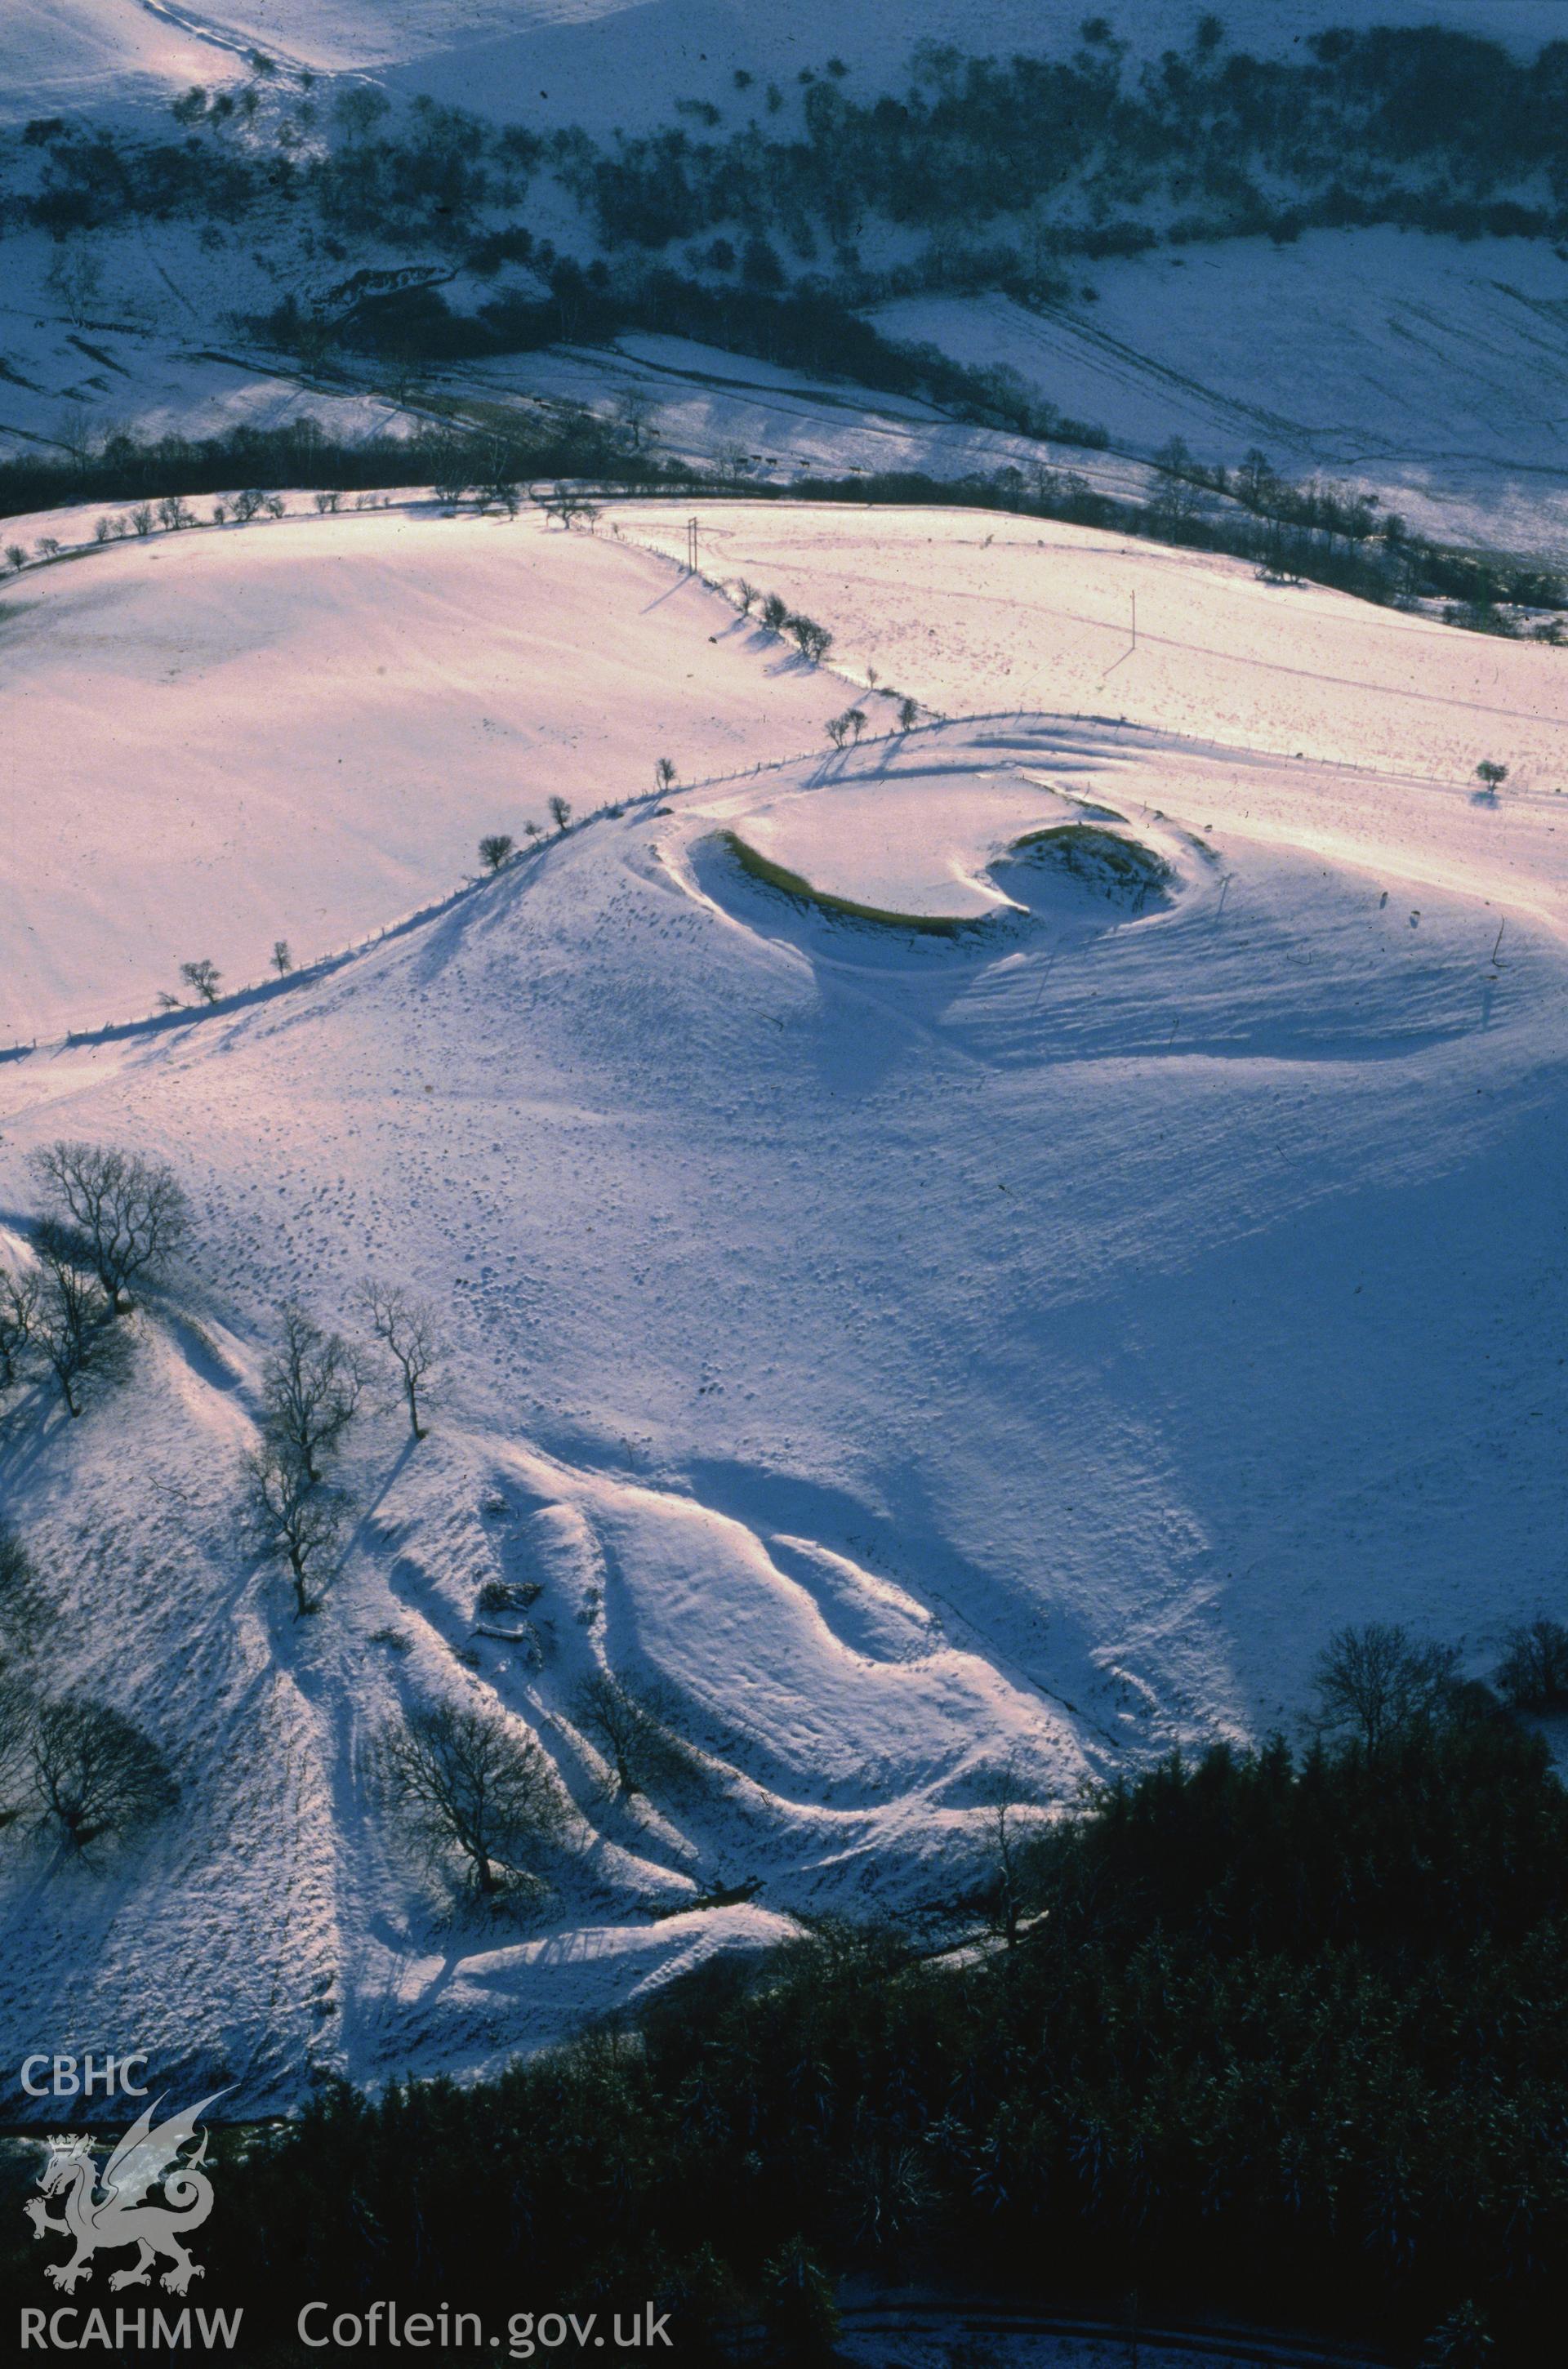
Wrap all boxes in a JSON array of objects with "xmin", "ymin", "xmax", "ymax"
[
  {"xmin": 474, "ymin": 474, "xmax": 521, "ymax": 518},
  {"xmin": 30, "ymin": 1141, "xmax": 190, "ymax": 1313},
  {"xmin": 786, "ymin": 614, "xmax": 831, "ymax": 663},
  {"xmin": 380, "ymin": 1699, "xmax": 566, "ymax": 1894},
  {"xmin": 654, "ymin": 757, "xmax": 677, "ymax": 792},
  {"xmin": 970, "ymin": 1756, "xmax": 1050, "ymax": 1948},
  {"xmin": 479, "ymin": 834, "xmax": 515, "ymax": 874},
  {"xmin": 612, "ymin": 387, "xmax": 654, "ymax": 449},
  {"xmin": 572, "ymin": 1671, "xmax": 691, "ymax": 1799},
  {"xmin": 0, "ymin": 1679, "xmax": 34, "ymax": 1827},
  {"xmin": 30, "ymin": 1698, "xmax": 177, "ymax": 1853},
  {"xmin": 0, "ymin": 1264, "xmax": 39, "ymax": 1393},
  {"xmin": 1496, "ymin": 1617, "xmax": 1568, "ymax": 1712},
  {"xmin": 180, "ymin": 958, "xmax": 222, "ymax": 1004},
  {"xmin": 1310, "ymin": 1623, "xmax": 1460, "ymax": 1753},
  {"xmin": 31, "ymin": 1227, "xmax": 116, "ymax": 1417},
  {"xmin": 0, "ymin": 1528, "xmax": 47, "ymax": 1668},
  {"xmin": 45, "ymin": 241, "xmax": 104, "ymax": 326},
  {"xmin": 261, "ymin": 1304, "xmax": 363, "ymax": 1483},
  {"xmin": 247, "ymin": 1441, "xmax": 344, "ymax": 1616},
  {"xmin": 271, "ymin": 939, "xmax": 293, "ymax": 975},
  {"xmin": 548, "ymin": 795, "xmax": 572, "ymax": 833},
  {"xmin": 359, "ymin": 1280, "xmax": 443, "ymax": 1441}
]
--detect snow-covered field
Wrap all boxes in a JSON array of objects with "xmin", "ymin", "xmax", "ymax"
[
  {"xmin": 433, "ymin": 332, "xmax": 1160, "ymax": 501},
  {"xmin": 1, "ymin": 497, "xmax": 1564, "ymax": 2104},
  {"xmin": 7, "ymin": 0, "xmax": 1557, "ymax": 124},
  {"xmin": 14, "ymin": 494, "xmax": 1566, "ymax": 1044},
  {"xmin": 6, "ymin": 9, "xmax": 1566, "ymax": 591},
  {"xmin": 0, "ymin": 504, "xmax": 849, "ymax": 1041},
  {"xmin": 0, "ymin": 303, "xmax": 408, "ymax": 465},
  {"xmin": 877, "ymin": 232, "xmax": 1568, "ymax": 563},
  {"xmin": 621, "ymin": 500, "xmax": 1568, "ymax": 794}
]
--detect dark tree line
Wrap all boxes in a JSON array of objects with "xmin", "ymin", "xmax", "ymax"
[
  {"xmin": 83, "ymin": 1650, "xmax": 1564, "ymax": 2367},
  {"xmin": 540, "ymin": 28, "xmax": 1568, "ymax": 263},
  {"xmin": 0, "ymin": 413, "xmax": 664, "ymax": 526},
  {"xmin": 17, "ymin": 24, "xmax": 1566, "ymax": 315}
]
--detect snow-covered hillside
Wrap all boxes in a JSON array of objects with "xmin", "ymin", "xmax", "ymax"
[
  {"xmin": 423, "ymin": 332, "xmax": 1158, "ymax": 500},
  {"xmin": 0, "ymin": 504, "xmax": 849, "ymax": 1041},
  {"xmin": 5, "ymin": 3, "xmax": 1567, "ymax": 591},
  {"xmin": 12, "ymin": 496, "xmax": 1565, "ymax": 1045},
  {"xmin": 0, "ymin": 257, "xmax": 1135, "ymax": 496},
  {"xmin": 617, "ymin": 501, "xmax": 1568, "ymax": 794},
  {"xmin": 7, "ymin": 1, "xmax": 1560, "ymax": 125},
  {"xmin": 877, "ymin": 232, "xmax": 1568, "ymax": 563},
  {"xmin": 1, "ymin": 500, "xmax": 1564, "ymax": 2105}
]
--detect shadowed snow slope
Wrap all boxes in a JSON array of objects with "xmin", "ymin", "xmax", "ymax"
[{"xmin": 0, "ymin": 705, "xmax": 1564, "ymax": 2104}]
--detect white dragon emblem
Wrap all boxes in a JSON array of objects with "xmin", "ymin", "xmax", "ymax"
[{"xmin": 25, "ymin": 2091, "xmax": 225, "ymax": 2295}]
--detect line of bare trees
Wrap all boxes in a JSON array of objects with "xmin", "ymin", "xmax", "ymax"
[
  {"xmin": 729, "ymin": 582, "xmax": 833, "ymax": 663},
  {"xmin": 247, "ymin": 1281, "xmax": 443, "ymax": 1617},
  {"xmin": 372, "ymin": 1664, "xmax": 705, "ymax": 1902}
]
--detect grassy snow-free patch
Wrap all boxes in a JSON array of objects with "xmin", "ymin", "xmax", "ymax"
[
  {"xmin": 719, "ymin": 830, "xmax": 973, "ymax": 937},
  {"xmin": 1007, "ymin": 823, "xmax": 1172, "ymax": 907}
]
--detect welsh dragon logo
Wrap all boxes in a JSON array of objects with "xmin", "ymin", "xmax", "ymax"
[{"xmin": 25, "ymin": 2091, "xmax": 225, "ymax": 2295}]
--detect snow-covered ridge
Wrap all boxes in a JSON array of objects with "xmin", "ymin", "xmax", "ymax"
[
  {"xmin": 10, "ymin": 496, "xmax": 1565, "ymax": 1051},
  {"xmin": 0, "ymin": 502, "xmax": 848, "ymax": 1042}
]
